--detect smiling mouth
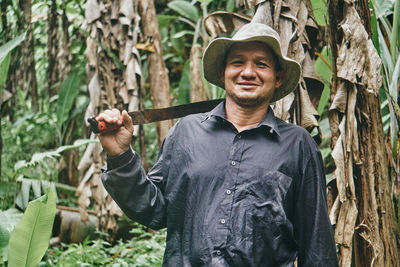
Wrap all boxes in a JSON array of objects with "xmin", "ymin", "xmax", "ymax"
[{"xmin": 237, "ymin": 82, "xmax": 260, "ymax": 88}]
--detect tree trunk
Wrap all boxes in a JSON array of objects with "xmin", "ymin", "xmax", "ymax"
[
  {"xmin": 328, "ymin": 0, "xmax": 399, "ymax": 266},
  {"xmin": 138, "ymin": 0, "xmax": 173, "ymax": 145},
  {"xmin": 47, "ymin": 0, "xmax": 59, "ymax": 98},
  {"xmin": 45, "ymin": 0, "xmax": 71, "ymax": 96},
  {"xmin": 190, "ymin": 44, "xmax": 208, "ymax": 102},
  {"xmin": 354, "ymin": 92, "xmax": 399, "ymax": 266},
  {"xmin": 79, "ymin": 0, "xmax": 143, "ymax": 241},
  {"xmin": 18, "ymin": 0, "xmax": 38, "ymax": 110},
  {"xmin": 353, "ymin": 0, "xmax": 399, "ymax": 264},
  {"xmin": 5, "ymin": 0, "xmax": 23, "ymax": 121},
  {"xmin": 58, "ymin": 1, "xmax": 71, "ymax": 84},
  {"xmin": 53, "ymin": 0, "xmax": 76, "ymax": 186}
]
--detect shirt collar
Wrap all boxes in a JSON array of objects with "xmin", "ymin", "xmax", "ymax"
[{"xmin": 206, "ymin": 100, "xmax": 281, "ymax": 136}]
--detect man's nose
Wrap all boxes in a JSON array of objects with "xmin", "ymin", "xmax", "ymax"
[{"xmin": 240, "ymin": 62, "xmax": 256, "ymax": 78}]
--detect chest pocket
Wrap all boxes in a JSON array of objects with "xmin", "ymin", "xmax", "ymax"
[
  {"xmin": 234, "ymin": 171, "xmax": 295, "ymax": 261},
  {"xmin": 227, "ymin": 171, "xmax": 296, "ymax": 265},
  {"xmin": 245, "ymin": 170, "xmax": 293, "ymax": 224}
]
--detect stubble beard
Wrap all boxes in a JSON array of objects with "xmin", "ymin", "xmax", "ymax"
[{"xmin": 226, "ymin": 89, "xmax": 274, "ymax": 109}]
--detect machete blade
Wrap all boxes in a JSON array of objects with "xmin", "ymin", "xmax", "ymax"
[
  {"xmin": 89, "ymin": 98, "xmax": 224, "ymax": 133},
  {"xmin": 129, "ymin": 98, "xmax": 223, "ymax": 125}
]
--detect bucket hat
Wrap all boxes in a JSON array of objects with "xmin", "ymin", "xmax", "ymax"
[{"xmin": 203, "ymin": 22, "xmax": 301, "ymax": 103}]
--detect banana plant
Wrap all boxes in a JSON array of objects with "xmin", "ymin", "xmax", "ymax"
[
  {"xmin": 0, "ymin": 32, "xmax": 26, "ymax": 94},
  {"xmin": 7, "ymin": 188, "xmax": 56, "ymax": 267},
  {"xmin": 374, "ymin": 0, "xmax": 400, "ymax": 176},
  {"xmin": 0, "ymin": 208, "xmax": 23, "ymax": 262},
  {"xmin": 12, "ymin": 139, "xmax": 97, "ymax": 210},
  {"xmin": 158, "ymin": 0, "xmax": 231, "ymax": 104}
]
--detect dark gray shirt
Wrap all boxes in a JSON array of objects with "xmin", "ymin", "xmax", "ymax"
[{"xmin": 102, "ymin": 101, "xmax": 338, "ymax": 267}]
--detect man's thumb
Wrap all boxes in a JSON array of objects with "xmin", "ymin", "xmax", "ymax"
[{"xmin": 122, "ymin": 110, "xmax": 134, "ymax": 134}]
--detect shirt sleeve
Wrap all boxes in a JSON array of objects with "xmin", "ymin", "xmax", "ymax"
[
  {"xmin": 101, "ymin": 126, "xmax": 176, "ymax": 230},
  {"xmin": 294, "ymin": 137, "xmax": 339, "ymax": 267}
]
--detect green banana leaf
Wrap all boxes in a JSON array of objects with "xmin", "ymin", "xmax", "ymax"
[
  {"xmin": 167, "ymin": 0, "xmax": 199, "ymax": 23},
  {"xmin": 7, "ymin": 188, "xmax": 56, "ymax": 267},
  {"xmin": 0, "ymin": 209, "xmax": 23, "ymax": 262},
  {"xmin": 56, "ymin": 74, "xmax": 80, "ymax": 131},
  {"xmin": 0, "ymin": 32, "xmax": 26, "ymax": 98}
]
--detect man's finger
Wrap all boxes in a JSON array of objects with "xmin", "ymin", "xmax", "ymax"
[
  {"xmin": 97, "ymin": 109, "xmax": 120, "ymax": 123},
  {"xmin": 111, "ymin": 108, "xmax": 120, "ymax": 117}
]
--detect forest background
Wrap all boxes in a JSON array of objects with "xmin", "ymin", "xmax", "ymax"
[{"xmin": 0, "ymin": 0, "xmax": 399, "ymax": 266}]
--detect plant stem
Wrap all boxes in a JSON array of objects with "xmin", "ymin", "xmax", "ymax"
[{"xmin": 390, "ymin": 0, "xmax": 399, "ymax": 63}]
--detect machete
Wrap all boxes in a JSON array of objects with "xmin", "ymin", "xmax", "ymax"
[{"xmin": 88, "ymin": 98, "xmax": 224, "ymax": 133}]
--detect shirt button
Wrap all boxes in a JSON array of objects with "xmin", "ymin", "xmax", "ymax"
[
  {"xmin": 231, "ymin": 161, "xmax": 236, "ymax": 166},
  {"xmin": 226, "ymin": 189, "xmax": 231, "ymax": 195},
  {"xmin": 220, "ymin": 219, "xmax": 226, "ymax": 224},
  {"xmin": 216, "ymin": 250, "xmax": 221, "ymax": 256},
  {"xmin": 237, "ymin": 135, "xmax": 241, "ymax": 139}
]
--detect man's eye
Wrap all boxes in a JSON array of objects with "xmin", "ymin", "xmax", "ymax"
[
  {"xmin": 230, "ymin": 60, "xmax": 242, "ymax": 65},
  {"xmin": 257, "ymin": 62, "xmax": 268, "ymax": 67}
]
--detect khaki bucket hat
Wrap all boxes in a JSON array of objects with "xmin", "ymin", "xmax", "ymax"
[{"xmin": 203, "ymin": 22, "xmax": 301, "ymax": 103}]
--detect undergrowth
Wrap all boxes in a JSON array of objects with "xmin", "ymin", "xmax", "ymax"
[{"xmin": 41, "ymin": 224, "xmax": 166, "ymax": 267}]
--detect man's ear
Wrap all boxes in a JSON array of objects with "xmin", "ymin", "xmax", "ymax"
[
  {"xmin": 275, "ymin": 71, "xmax": 285, "ymax": 88},
  {"xmin": 220, "ymin": 69, "xmax": 225, "ymax": 84}
]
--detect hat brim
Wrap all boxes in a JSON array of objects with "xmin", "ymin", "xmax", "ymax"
[{"xmin": 203, "ymin": 35, "xmax": 301, "ymax": 103}]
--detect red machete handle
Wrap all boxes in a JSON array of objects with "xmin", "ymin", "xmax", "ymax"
[{"xmin": 87, "ymin": 117, "xmax": 122, "ymax": 134}]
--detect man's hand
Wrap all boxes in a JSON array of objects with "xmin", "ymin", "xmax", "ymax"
[{"xmin": 96, "ymin": 109, "xmax": 134, "ymax": 156}]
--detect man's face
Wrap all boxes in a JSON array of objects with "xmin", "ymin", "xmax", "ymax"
[{"xmin": 222, "ymin": 42, "xmax": 284, "ymax": 108}]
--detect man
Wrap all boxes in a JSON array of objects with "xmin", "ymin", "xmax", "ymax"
[{"xmin": 97, "ymin": 22, "xmax": 338, "ymax": 266}]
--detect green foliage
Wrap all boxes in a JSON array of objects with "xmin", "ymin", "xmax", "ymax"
[
  {"xmin": 158, "ymin": 0, "xmax": 231, "ymax": 104},
  {"xmin": 225, "ymin": 0, "xmax": 235, "ymax": 12},
  {"xmin": 56, "ymin": 74, "xmax": 80, "ymax": 138},
  {"xmin": 374, "ymin": 0, "xmax": 400, "ymax": 157},
  {"xmin": 175, "ymin": 59, "xmax": 191, "ymax": 105},
  {"xmin": 14, "ymin": 178, "xmax": 58, "ymax": 211},
  {"xmin": 390, "ymin": 0, "xmax": 399, "ymax": 62},
  {"xmin": 10, "ymin": 139, "xmax": 96, "ymax": 210},
  {"xmin": 310, "ymin": 0, "xmax": 327, "ymax": 26},
  {"xmin": 0, "ymin": 208, "xmax": 23, "ymax": 262},
  {"xmin": 44, "ymin": 238, "xmax": 112, "ymax": 266},
  {"xmin": 43, "ymin": 224, "xmax": 166, "ymax": 267},
  {"xmin": 0, "ymin": 32, "xmax": 26, "ymax": 96},
  {"xmin": 369, "ymin": 0, "xmax": 380, "ymax": 54},
  {"xmin": 374, "ymin": 0, "xmax": 395, "ymax": 18},
  {"xmin": 314, "ymin": 46, "xmax": 332, "ymax": 116},
  {"xmin": 1, "ymin": 110, "xmax": 58, "ymax": 181},
  {"xmin": 0, "ymin": 32, "xmax": 26, "ymax": 65},
  {"xmin": 0, "ymin": 4, "xmax": 89, "ymax": 206},
  {"xmin": 0, "ymin": 53, "xmax": 11, "ymax": 95},
  {"xmin": 167, "ymin": 1, "xmax": 199, "ymax": 23},
  {"xmin": 8, "ymin": 188, "xmax": 56, "ymax": 267},
  {"xmin": 0, "ymin": 181, "xmax": 16, "ymax": 211},
  {"xmin": 157, "ymin": 15, "xmax": 178, "ymax": 29},
  {"xmin": 15, "ymin": 139, "xmax": 98, "ymax": 174}
]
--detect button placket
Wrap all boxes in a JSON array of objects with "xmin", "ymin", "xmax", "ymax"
[{"xmin": 215, "ymin": 131, "xmax": 243, "ymax": 248}]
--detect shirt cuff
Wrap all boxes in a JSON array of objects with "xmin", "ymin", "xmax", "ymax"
[{"xmin": 106, "ymin": 147, "xmax": 134, "ymax": 170}]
